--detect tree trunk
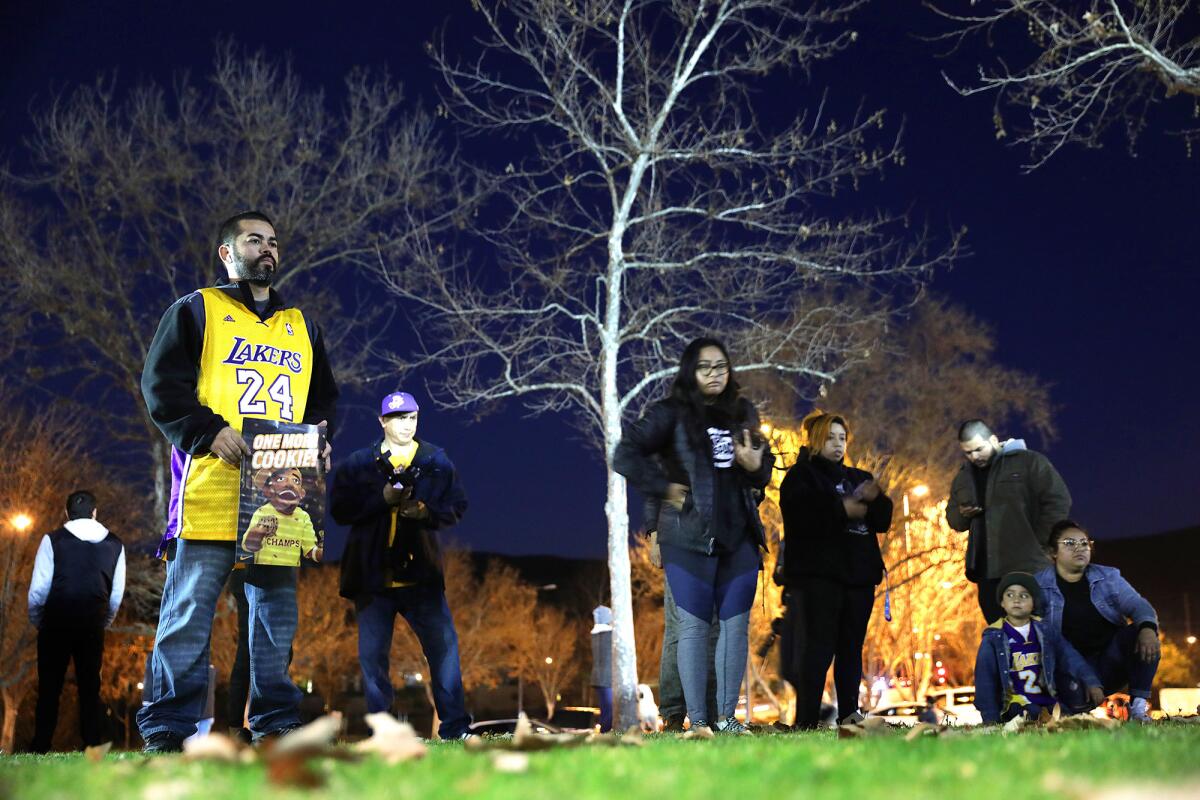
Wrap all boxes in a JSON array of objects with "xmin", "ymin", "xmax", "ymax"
[
  {"xmin": 151, "ymin": 436, "xmax": 169, "ymax": 528},
  {"xmin": 605, "ymin": 458, "xmax": 638, "ymax": 730},
  {"xmin": 1, "ymin": 684, "xmax": 23, "ymax": 753}
]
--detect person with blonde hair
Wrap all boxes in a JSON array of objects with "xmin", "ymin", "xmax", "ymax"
[{"xmin": 778, "ymin": 411, "xmax": 893, "ymax": 728}]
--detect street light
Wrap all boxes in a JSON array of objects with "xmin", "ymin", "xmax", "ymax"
[
  {"xmin": 911, "ymin": 484, "xmax": 929, "ymax": 498},
  {"xmin": 11, "ymin": 513, "xmax": 33, "ymax": 532},
  {"xmin": 544, "ymin": 657, "xmax": 553, "ymax": 665},
  {"xmin": 1187, "ymin": 636, "xmax": 1197, "ymax": 645}
]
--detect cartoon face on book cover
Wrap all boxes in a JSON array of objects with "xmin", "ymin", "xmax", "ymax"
[{"xmin": 237, "ymin": 418, "xmax": 325, "ymax": 567}]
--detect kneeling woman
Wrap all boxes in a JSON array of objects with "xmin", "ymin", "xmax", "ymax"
[
  {"xmin": 615, "ymin": 338, "xmax": 773, "ymax": 733},
  {"xmin": 779, "ymin": 412, "xmax": 893, "ymax": 727}
]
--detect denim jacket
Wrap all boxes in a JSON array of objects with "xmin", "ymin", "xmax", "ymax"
[
  {"xmin": 1034, "ymin": 564, "xmax": 1158, "ymax": 636},
  {"xmin": 974, "ymin": 617, "xmax": 1099, "ymax": 724}
]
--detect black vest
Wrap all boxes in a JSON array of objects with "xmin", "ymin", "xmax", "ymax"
[{"xmin": 42, "ymin": 527, "xmax": 123, "ymax": 627}]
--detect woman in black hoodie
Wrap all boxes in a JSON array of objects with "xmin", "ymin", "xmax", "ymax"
[
  {"xmin": 779, "ymin": 412, "xmax": 893, "ymax": 727},
  {"xmin": 614, "ymin": 337, "xmax": 773, "ymax": 734}
]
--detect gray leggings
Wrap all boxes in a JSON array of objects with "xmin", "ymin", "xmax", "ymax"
[{"xmin": 662, "ymin": 539, "xmax": 759, "ymax": 723}]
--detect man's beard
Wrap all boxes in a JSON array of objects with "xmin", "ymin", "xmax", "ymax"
[{"xmin": 231, "ymin": 252, "xmax": 275, "ymax": 284}]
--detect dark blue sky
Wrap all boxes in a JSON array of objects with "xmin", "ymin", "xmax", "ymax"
[{"xmin": 2, "ymin": 1, "xmax": 1196, "ymax": 557}]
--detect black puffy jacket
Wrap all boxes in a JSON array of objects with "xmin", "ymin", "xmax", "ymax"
[{"xmin": 614, "ymin": 397, "xmax": 773, "ymax": 556}]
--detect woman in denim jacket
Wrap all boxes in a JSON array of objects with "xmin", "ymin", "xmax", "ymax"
[{"xmin": 1034, "ymin": 520, "xmax": 1160, "ymax": 721}]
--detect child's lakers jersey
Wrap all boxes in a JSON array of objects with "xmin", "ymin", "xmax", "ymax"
[
  {"xmin": 176, "ymin": 288, "xmax": 314, "ymax": 541},
  {"xmin": 1003, "ymin": 621, "xmax": 1055, "ymax": 710}
]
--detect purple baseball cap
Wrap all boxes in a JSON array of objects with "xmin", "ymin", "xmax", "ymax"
[{"xmin": 380, "ymin": 391, "xmax": 420, "ymax": 416}]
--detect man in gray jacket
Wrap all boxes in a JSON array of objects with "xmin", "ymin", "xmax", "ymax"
[{"xmin": 946, "ymin": 419, "xmax": 1071, "ymax": 622}]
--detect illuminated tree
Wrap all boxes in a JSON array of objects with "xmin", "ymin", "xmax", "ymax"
[{"xmin": 514, "ymin": 606, "xmax": 581, "ymax": 719}]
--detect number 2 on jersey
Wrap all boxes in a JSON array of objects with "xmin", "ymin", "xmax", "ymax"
[{"xmin": 237, "ymin": 369, "xmax": 294, "ymax": 421}]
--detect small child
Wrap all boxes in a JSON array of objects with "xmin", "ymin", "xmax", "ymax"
[{"xmin": 975, "ymin": 572, "xmax": 1104, "ymax": 724}]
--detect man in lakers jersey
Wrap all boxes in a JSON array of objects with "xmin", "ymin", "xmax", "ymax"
[{"xmin": 137, "ymin": 211, "xmax": 338, "ymax": 752}]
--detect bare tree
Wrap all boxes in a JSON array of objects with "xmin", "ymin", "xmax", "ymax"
[
  {"xmin": 0, "ymin": 389, "xmax": 155, "ymax": 752},
  {"xmin": 0, "ymin": 41, "xmax": 461, "ymax": 523},
  {"xmin": 929, "ymin": 0, "xmax": 1200, "ymax": 169},
  {"xmin": 375, "ymin": 0, "xmax": 957, "ymax": 728}
]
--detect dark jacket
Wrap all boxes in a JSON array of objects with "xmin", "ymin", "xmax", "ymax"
[
  {"xmin": 332, "ymin": 437, "xmax": 468, "ymax": 602},
  {"xmin": 613, "ymin": 397, "xmax": 774, "ymax": 556},
  {"xmin": 141, "ymin": 281, "xmax": 339, "ymax": 455},
  {"xmin": 1035, "ymin": 564, "xmax": 1158, "ymax": 638},
  {"xmin": 778, "ymin": 449, "xmax": 893, "ymax": 586},
  {"xmin": 974, "ymin": 616, "xmax": 1099, "ymax": 724},
  {"xmin": 946, "ymin": 440, "xmax": 1070, "ymax": 581}
]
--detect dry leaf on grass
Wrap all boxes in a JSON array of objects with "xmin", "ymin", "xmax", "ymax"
[
  {"xmin": 273, "ymin": 712, "xmax": 344, "ymax": 755},
  {"xmin": 354, "ymin": 712, "xmax": 428, "ymax": 764},
  {"xmin": 681, "ymin": 725, "xmax": 715, "ymax": 740},
  {"xmin": 182, "ymin": 733, "xmax": 245, "ymax": 763},
  {"xmin": 492, "ymin": 752, "xmax": 530, "ymax": 773},
  {"xmin": 904, "ymin": 723, "xmax": 944, "ymax": 740},
  {"xmin": 85, "ymin": 742, "xmax": 112, "ymax": 762},
  {"xmin": 1047, "ymin": 713, "xmax": 1122, "ymax": 732},
  {"xmin": 266, "ymin": 754, "xmax": 324, "ymax": 790},
  {"xmin": 1082, "ymin": 783, "xmax": 1200, "ymax": 800},
  {"xmin": 837, "ymin": 724, "xmax": 865, "ymax": 739}
]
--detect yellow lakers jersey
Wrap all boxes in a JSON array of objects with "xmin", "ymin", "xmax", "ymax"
[{"xmin": 178, "ymin": 288, "xmax": 314, "ymax": 540}]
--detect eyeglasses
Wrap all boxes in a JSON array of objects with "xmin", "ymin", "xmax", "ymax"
[
  {"xmin": 696, "ymin": 362, "xmax": 729, "ymax": 376},
  {"xmin": 1057, "ymin": 538, "xmax": 1093, "ymax": 550}
]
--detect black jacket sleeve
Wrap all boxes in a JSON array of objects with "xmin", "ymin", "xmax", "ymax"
[
  {"xmin": 421, "ymin": 451, "xmax": 469, "ymax": 532},
  {"xmin": 301, "ymin": 317, "xmax": 339, "ymax": 440},
  {"xmin": 330, "ymin": 452, "xmax": 392, "ymax": 527},
  {"xmin": 140, "ymin": 293, "xmax": 228, "ymax": 455},
  {"xmin": 613, "ymin": 401, "xmax": 677, "ymax": 499},
  {"xmin": 778, "ymin": 462, "xmax": 847, "ymax": 544},
  {"xmin": 862, "ymin": 472, "xmax": 894, "ymax": 534}
]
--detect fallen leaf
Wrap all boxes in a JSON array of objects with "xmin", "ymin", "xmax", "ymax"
[
  {"xmin": 273, "ymin": 712, "xmax": 344, "ymax": 755},
  {"xmin": 681, "ymin": 725, "xmax": 714, "ymax": 740},
  {"xmin": 85, "ymin": 742, "xmax": 112, "ymax": 762},
  {"xmin": 182, "ymin": 733, "xmax": 245, "ymax": 763},
  {"xmin": 492, "ymin": 752, "xmax": 530, "ymax": 773},
  {"xmin": 904, "ymin": 723, "xmax": 943, "ymax": 741},
  {"xmin": 355, "ymin": 712, "xmax": 428, "ymax": 764}
]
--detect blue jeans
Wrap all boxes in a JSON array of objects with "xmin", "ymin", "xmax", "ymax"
[
  {"xmin": 1058, "ymin": 623, "xmax": 1159, "ymax": 710},
  {"xmin": 137, "ymin": 540, "xmax": 301, "ymax": 740},
  {"xmin": 356, "ymin": 585, "xmax": 471, "ymax": 739}
]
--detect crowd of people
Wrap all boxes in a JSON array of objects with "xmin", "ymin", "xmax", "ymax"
[{"xmin": 24, "ymin": 210, "xmax": 1163, "ymax": 751}]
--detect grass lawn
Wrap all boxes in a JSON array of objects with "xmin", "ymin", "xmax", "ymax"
[{"xmin": 3, "ymin": 724, "xmax": 1199, "ymax": 800}]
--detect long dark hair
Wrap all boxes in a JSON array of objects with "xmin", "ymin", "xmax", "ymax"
[{"xmin": 669, "ymin": 337, "xmax": 746, "ymax": 443}]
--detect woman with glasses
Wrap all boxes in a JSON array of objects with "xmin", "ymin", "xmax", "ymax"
[
  {"xmin": 614, "ymin": 337, "xmax": 773, "ymax": 734},
  {"xmin": 1034, "ymin": 520, "xmax": 1160, "ymax": 722},
  {"xmin": 776, "ymin": 411, "xmax": 893, "ymax": 728}
]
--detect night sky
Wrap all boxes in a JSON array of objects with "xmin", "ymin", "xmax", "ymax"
[{"xmin": 2, "ymin": 1, "xmax": 1196, "ymax": 559}]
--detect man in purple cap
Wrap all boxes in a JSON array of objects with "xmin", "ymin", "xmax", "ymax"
[{"xmin": 330, "ymin": 391, "xmax": 472, "ymax": 738}]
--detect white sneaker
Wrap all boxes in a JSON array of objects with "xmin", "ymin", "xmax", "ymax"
[{"xmin": 1129, "ymin": 697, "xmax": 1152, "ymax": 723}]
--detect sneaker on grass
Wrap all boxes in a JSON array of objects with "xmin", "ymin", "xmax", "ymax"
[{"xmin": 713, "ymin": 716, "xmax": 752, "ymax": 735}]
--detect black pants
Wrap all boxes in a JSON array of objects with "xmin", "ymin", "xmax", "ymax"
[
  {"xmin": 33, "ymin": 625, "xmax": 105, "ymax": 752},
  {"xmin": 977, "ymin": 577, "xmax": 1003, "ymax": 624},
  {"xmin": 787, "ymin": 578, "xmax": 875, "ymax": 727}
]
